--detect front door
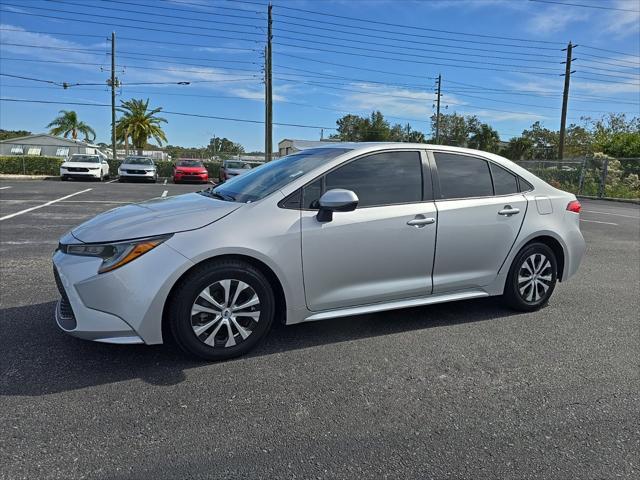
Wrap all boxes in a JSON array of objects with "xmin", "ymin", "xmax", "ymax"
[
  {"xmin": 430, "ymin": 151, "xmax": 528, "ymax": 292},
  {"xmin": 301, "ymin": 150, "xmax": 437, "ymax": 311}
]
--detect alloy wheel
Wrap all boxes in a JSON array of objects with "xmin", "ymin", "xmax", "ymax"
[
  {"xmin": 190, "ymin": 279, "xmax": 261, "ymax": 348},
  {"xmin": 517, "ymin": 253, "xmax": 553, "ymax": 303}
]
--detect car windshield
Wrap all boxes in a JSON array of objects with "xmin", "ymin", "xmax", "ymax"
[
  {"xmin": 125, "ymin": 157, "xmax": 153, "ymax": 165},
  {"xmin": 225, "ymin": 161, "xmax": 250, "ymax": 169},
  {"xmin": 69, "ymin": 155, "xmax": 100, "ymax": 163},
  {"xmin": 204, "ymin": 148, "xmax": 351, "ymax": 203},
  {"xmin": 177, "ymin": 160, "xmax": 203, "ymax": 167}
]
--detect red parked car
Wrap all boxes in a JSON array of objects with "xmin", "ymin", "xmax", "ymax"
[{"xmin": 173, "ymin": 159, "xmax": 209, "ymax": 184}]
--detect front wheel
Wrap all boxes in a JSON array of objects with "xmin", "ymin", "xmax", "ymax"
[
  {"xmin": 168, "ymin": 260, "xmax": 275, "ymax": 361},
  {"xmin": 503, "ymin": 242, "xmax": 557, "ymax": 311}
]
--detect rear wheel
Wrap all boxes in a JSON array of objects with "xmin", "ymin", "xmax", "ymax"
[
  {"xmin": 503, "ymin": 242, "xmax": 557, "ymax": 311},
  {"xmin": 168, "ymin": 260, "xmax": 275, "ymax": 361}
]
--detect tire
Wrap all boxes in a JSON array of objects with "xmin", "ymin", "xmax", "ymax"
[
  {"xmin": 60, "ymin": 176, "xmax": 68, "ymax": 182},
  {"xmin": 118, "ymin": 177, "xmax": 125, "ymax": 183},
  {"xmin": 168, "ymin": 260, "xmax": 275, "ymax": 361},
  {"xmin": 503, "ymin": 242, "xmax": 558, "ymax": 312}
]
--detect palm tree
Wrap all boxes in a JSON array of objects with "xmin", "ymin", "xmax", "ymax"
[
  {"xmin": 116, "ymin": 98, "xmax": 168, "ymax": 155},
  {"xmin": 46, "ymin": 110, "xmax": 96, "ymax": 141}
]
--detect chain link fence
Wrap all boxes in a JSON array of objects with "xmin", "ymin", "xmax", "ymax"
[{"xmin": 514, "ymin": 157, "xmax": 640, "ymax": 200}]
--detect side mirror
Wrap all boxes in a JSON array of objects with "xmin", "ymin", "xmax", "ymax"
[{"xmin": 317, "ymin": 189, "xmax": 358, "ymax": 222}]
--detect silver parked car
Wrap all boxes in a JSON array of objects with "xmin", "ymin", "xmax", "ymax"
[
  {"xmin": 218, "ymin": 159, "xmax": 261, "ymax": 183},
  {"xmin": 118, "ymin": 156, "xmax": 158, "ymax": 183},
  {"xmin": 53, "ymin": 143, "xmax": 586, "ymax": 360}
]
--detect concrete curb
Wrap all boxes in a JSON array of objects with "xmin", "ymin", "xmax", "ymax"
[
  {"xmin": 577, "ymin": 195, "xmax": 640, "ymax": 205},
  {"xmin": 0, "ymin": 174, "xmax": 58, "ymax": 180}
]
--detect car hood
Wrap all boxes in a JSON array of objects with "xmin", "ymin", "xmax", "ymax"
[
  {"xmin": 120, "ymin": 163, "xmax": 155, "ymax": 170},
  {"xmin": 61, "ymin": 162, "xmax": 102, "ymax": 168},
  {"xmin": 71, "ymin": 193, "xmax": 241, "ymax": 243},
  {"xmin": 175, "ymin": 167, "xmax": 207, "ymax": 172}
]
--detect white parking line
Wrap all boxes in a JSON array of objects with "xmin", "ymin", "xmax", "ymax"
[
  {"xmin": 161, "ymin": 190, "xmax": 168, "ymax": 197},
  {"xmin": 580, "ymin": 219, "xmax": 618, "ymax": 226},
  {"xmin": 582, "ymin": 210, "xmax": 639, "ymax": 219},
  {"xmin": 0, "ymin": 186, "xmax": 12, "ymax": 190},
  {"xmin": 163, "ymin": 179, "xmax": 167, "ymax": 185},
  {"xmin": 0, "ymin": 188, "xmax": 93, "ymax": 221},
  {"xmin": 106, "ymin": 179, "xmax": 118, "ymax": 184}
]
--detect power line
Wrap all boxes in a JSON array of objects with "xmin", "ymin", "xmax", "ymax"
[
  {"xmin": 528, "ymin": 0, "xmax": 640, "ymax": 13},
  {"xmin": 272, "ymin": 12, "xmax": 562, "ymax": 51},
  {"xmin": 274, "ymin": 41, "xmax": 562, "ymax": 76},
  {"xmin": 48, "ymin": 0, "xmax": 265, "ymax": 29},
  {"xmin": 273, "ymin": 25, "xmax": 562, "ymax": 60},
  {"xmin": 579, "ymin": 45, "xmax": 640, "ymax": 58},
  {"xmin": 273, "ymin": 32, "xmax": 559, "ymax": 67},
  {"xmin": 0, "ymin": 27, "xmax": 259, "ymax": 52},
  {"xmin": 274, "ymin": 78, "xmax": 553, "ymax": 118},
  {"xmin": 0, "ymin": 98, "xmax": 337, "ymax": 130},
  {"xmin": 2, "ymin": 2, "xmax": 264, "ymax": 37},
  {"xmin": 95, "ymin": 0, "xmax": 265, "ymax": 20},
  {"xmin": 577, "ymin": 51, "xmax": 640, "ymax": 67},
  {"xmin": 0, "ymin": 7, "xmax": 262, "ymax": 45},
  {"xmin": 573, "ymin": 75, "xmax": 640, "ymax": 85},
  {"xmin": 277, "ymin": 52, "xmax": 432, "ymax": 80},
  {"xmin": 275, "ymin": 3, "xmax": 565, "ymax": 45}
]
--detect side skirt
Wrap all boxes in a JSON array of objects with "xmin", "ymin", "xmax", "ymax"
[{"xmin": 303, "ymin": 290, "xmax": 490, "ymax": 322}]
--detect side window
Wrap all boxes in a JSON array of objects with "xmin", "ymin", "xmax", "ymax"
[
  {"xmin": 434, "ymin": 152, "xmax": 493, "ymax": 199},
  {"xmin": 490, "ymin": 163, "xmax": 519, "ymax": 195},
  {"xmin": 518, "ymin": 177, "xmax": 534, "ymax": 192},
  {"xmin": 324, "ymin": 151, "xmax": 422, "ymax": 208}
]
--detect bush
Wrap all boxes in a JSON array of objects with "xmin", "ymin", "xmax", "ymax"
[{"xmin": 0, "ymin": 156, "xmax": 64, "ymax": 175}]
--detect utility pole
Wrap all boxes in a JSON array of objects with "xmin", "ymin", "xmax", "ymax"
[
  {"xmin": 110, "ymin": 32, "xmax": 117, "ymax": 163},
  {"xmin": 265, "ymin": 3, "xmax": 273, "ymax": 162},
  {"xmin": 558, "ymin": 41, "xmax": 575, "ymax": 160},
  {"xmin": 435, "ymin": 74, "xmax": 442, "ymax": 145}
]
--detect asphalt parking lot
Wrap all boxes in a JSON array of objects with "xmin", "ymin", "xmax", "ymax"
[{"xmin": 1, "ymin": 179, "xmax": 638, "ymax": 479}]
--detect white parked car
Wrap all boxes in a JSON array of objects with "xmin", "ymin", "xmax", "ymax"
[{"xmin": 60, "ymin": 154, "xmax": 110, "ymax": 181}]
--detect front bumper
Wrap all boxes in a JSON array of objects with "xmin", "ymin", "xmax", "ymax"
[
  {"xmin": 119, "ymin": 170, "xmax": 156, "ymax": 180},
  {"xmin": 52, "ymin": 241, "xmax": 194, "ymax": 345},
  {"xmin": 61, "ymin": 169, "xmax": 101, "ymax": 179},
  {"xmin": 174, "ymin": 173, "xmax": 208, "ymax": 182}
]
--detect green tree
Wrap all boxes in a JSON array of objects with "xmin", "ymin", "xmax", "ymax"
[
  {"xmin": 500, "ymin": 137, "xmax": 533, "ymax": 160},
  {"xmin": 46, "ymin": 110, "xmax": 96, "ymax": 141},
  {"xmin": 431, "ymin": 113, "xmax": 478, "ymax": 147},
  {"xmin": 468, "ymin": 123, "xmax": 500, "ymax": 153},
  {"xmin": 521, "ymin": 121, "xmax": 558, "ymax": 160},
  {"xmin": 0, "ymin": 129, "xmax": 31, "ymax": 141},
  {"xmin": 333, "ymin": 111, "xmax": 425, "ymax": 143},
  {"xmin": 116, "ymin": 99, "xmax": 168, "ymax": 155},
  {"xmin": 208, "ymin": 137, "xmax": 245, "ymax": 158}
]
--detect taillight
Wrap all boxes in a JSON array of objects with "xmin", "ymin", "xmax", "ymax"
[{"xmin": 566, "ymin": 200, "xmax": 581, "ymax": 213}]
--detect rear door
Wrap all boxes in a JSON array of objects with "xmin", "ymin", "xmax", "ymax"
[
  {"xmin": 300, "ymin": 150, "xmax": 437, "ymax": 311},
  {"xmin": 430, "ymin": 151, "xmax": 527, "ymax": 293}
]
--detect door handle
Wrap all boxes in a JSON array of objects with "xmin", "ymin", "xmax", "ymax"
[
  {"xmin": 498, "ymin": 206, "xmax": 520, "ymax": 216},
  {"xmin": 407, "ymin": 216, "xmax": 435, "ymax": 227}
]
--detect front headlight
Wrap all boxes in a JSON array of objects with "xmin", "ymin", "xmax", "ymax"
[{"xmin": 63, "ymin": 235, "xmax": 171, "ymax": 273}]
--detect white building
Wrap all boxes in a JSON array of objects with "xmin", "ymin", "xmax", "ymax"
[{"xmin": 0, "ymin": 134, "xmax": 106, "ymax": 158}]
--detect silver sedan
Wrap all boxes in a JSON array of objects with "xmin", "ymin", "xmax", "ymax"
[
  {"xmin": 117, "ymin": 156, "xmax": 158, "ymax": 183},
  {"xmin": 53, "ymin": 143, "xmax": 586, "ymax": 360}
]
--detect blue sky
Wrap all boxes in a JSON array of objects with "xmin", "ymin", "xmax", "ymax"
[{"xmin": 1, "ymin": 0, "xmax": 639, "ymax": 152}]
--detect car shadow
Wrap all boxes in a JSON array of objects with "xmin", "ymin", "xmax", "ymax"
[{"xmin": 0, "ymin": 298, "xmax": 522, "ymax": 397}]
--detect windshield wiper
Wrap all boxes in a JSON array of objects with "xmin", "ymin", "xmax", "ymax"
[{"xmin": 200, "ymin": 189, "xmax": 235, "ymax": 202}]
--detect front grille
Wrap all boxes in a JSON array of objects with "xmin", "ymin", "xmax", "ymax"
[
  {"xmin": 67, "ymin": 167, "xmax": 88, "ymax": 172},
  {"xmin": 126, "ymin": 169, "xmax": 148, "ymax": 175},
  {"xmin": 53, "ymin": 267, "xmax": 75, "ymax": 324}
]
